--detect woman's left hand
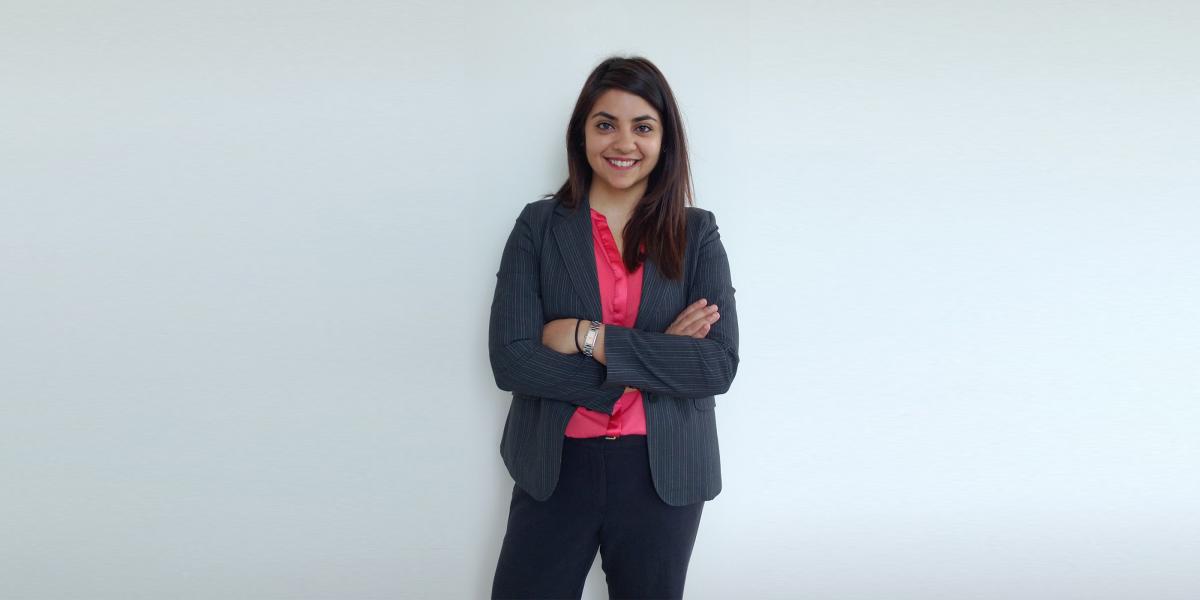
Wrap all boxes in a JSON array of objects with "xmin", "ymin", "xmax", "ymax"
[{"xmin": 542, "ymin": 318, "xmax": 581, "ymax": 354}]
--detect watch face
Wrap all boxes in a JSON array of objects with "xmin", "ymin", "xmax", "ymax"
[{"xmin": 583, "ymin": 325, "xmax": 599, "ymax": 356}]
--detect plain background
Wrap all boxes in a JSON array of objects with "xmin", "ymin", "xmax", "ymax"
[{"xmin": 3, "ymin": 1, "xmax": 1198, "ymax": 598}]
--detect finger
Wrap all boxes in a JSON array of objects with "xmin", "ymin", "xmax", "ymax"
[
  {"xmin": 680, "ymin": 304, "xmax": 719, "ymax": 332},
  {"xmin": 670, "ymin": 299, "xmax": 707, "ymax": 325},
  {"xmin": 675, "ymin": 310, "xmax": 715, "ymax": 338},
  {"xmin": 689, "ymin": 311, "xmax": 721, "ymax": 337},
  {"xmin": 668, "ymin": 300, "xmax": 716, "ymax": 335},
  {"xmin": 667, "ymin": 305, "xmax": 706, "ymax": 334}
]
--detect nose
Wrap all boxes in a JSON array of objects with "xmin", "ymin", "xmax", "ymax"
[{"xmin": 614, "ymin": 130, "xmax": 637, "ymax": 152}]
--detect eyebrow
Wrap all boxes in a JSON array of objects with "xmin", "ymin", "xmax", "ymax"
[{"xmin": 590, "ymin": 111, "xmax": 658, "ymax": 123}]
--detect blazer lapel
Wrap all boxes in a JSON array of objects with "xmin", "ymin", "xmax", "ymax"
[
  {"xmin": 635, "ymin": 248, "xmax": 667, "ymax": 330},
  {"xmin": 552, "ymin": 190, "xmax": 668, "ymax": 330},
  {"xmin": 552, "ymin": 194, "xmax": 604, "ymax": 321}
]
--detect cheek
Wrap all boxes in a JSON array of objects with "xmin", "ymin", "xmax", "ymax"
[
  {"xmin": 645, "ymin": 146, "xmax": 662, "ymax": 165},
  {"xmin": 587, "ymin": 142, "xmax": 606, "ymax": 160}
]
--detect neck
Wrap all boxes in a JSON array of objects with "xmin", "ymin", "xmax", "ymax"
[{"xmin": 587, "ymin": 178, "xmax": 646, "ymax": 221}]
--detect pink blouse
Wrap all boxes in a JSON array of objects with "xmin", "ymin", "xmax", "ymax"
[{"xmin": 564, "ymin": 208, "xmax": 647, "ymax": 438}]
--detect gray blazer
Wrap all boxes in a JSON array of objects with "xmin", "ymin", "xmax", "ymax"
[{"xmin": 488, "ymin": 191, "xmax": 740, "ymax": 506}]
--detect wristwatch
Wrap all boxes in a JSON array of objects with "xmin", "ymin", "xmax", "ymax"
[{"xmin": 582, "ymin": 320, "xmax": 601, "ymax": 357}]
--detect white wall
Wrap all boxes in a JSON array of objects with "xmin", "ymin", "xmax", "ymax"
[{"xmin": 2, "ymin": 1, "xmax": 1198, "ymax": 598}]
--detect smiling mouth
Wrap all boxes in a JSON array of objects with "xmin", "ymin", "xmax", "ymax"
[{"xmin": 605, "ymin": 157, "xmax": 640, "ymax": 170}]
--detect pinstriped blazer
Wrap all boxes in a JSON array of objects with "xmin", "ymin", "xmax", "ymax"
[{"xmin": 488, "ymin": 190, "xmax": 739, "ymax": 506}]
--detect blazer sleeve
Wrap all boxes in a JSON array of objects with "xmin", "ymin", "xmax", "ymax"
[
  {"xmin": 488, "ymin": 202, "xmax": 626, "ymax": 415},
  {"xmin": 601, "ymin": 210, "xmax": 740, "ymax": 398}
]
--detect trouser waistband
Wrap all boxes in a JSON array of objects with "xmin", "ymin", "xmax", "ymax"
[{"xmin": 563, "ymin": 434, "xmax": 646, "ymax": 448}]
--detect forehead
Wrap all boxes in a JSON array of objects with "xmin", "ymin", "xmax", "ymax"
[{"xmin": 590, "ymin": 89, "xmax": 659, "ymax": 120}]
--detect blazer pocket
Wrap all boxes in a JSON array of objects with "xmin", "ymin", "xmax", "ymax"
[{"xmin": 693, "ymin": 396, "xmax": 716, "ymax": 411}]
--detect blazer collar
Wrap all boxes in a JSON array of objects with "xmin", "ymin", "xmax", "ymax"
[{"xmin": 552, "ymin": 189, "xmax": 668, "ymax": 329}]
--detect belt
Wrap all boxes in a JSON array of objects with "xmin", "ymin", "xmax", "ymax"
[{"xmin": 563, "ymin": 434, "xmax": 647, "ymax": 447}]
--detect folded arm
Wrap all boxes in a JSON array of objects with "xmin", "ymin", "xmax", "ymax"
[
  {"xmin": 488, "ymin": 202, "xmax": 626, "ymax": 414},
  {"xmin": 599, "ymin": 210, "xmax": 740, "ymax": 398}
]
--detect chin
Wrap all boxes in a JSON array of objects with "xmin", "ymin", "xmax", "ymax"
[{"xmin": 603, "ymin": 178, "xmax": 636, "ymax": 189}]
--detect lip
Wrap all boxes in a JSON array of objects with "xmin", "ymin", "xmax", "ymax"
[{"xmin": 604, "ymin": 157, "xmax": 640, "ymax": 171}]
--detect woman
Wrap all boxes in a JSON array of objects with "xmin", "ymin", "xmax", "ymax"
[{"xmin": 488, "ymin": 55, "xmax": 740, "ymax": 600}]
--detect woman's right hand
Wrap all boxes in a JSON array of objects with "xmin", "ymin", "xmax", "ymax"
[{"xmin": 665, "ymin": 298, "xmax": 720, "ymax": 339}]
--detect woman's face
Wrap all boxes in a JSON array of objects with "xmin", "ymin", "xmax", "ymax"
[{"xmin": 583, "ymin": 89, "xmax": 663, "ymax": 196}]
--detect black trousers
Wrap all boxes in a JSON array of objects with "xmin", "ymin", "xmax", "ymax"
[{"xmin": 491, "ymin": 434, "xmax": 705, "ymax": 600}]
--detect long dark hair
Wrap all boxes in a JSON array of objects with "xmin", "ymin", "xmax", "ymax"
[{"xmin": 543, "ymin": 55, "xmax": 694, "ymax": 281}]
